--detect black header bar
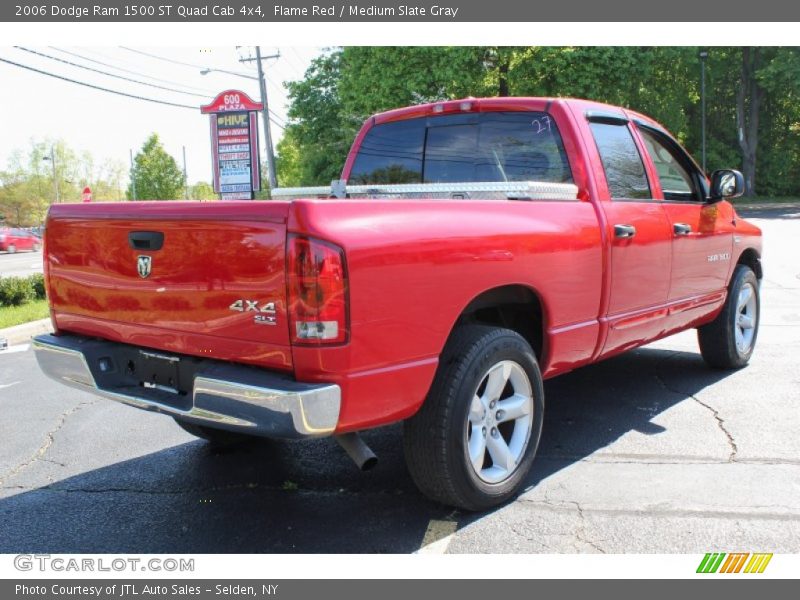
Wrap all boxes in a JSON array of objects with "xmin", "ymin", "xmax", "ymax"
[{"xmin": 3, "ymin": 0, "xmax": 800, "ymax": 22}]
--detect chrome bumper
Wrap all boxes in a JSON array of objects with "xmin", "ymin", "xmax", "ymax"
[{"xmin": 32, "ymin": 334, "xmax": 341, "ymax": 438}]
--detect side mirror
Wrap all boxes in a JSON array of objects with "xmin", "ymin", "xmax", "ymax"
[{"xmin": 708, "ymin": 169, "xmax": 744, "ymax": 201}]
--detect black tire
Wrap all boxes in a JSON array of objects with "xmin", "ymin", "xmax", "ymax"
[
  {"xmin": 698, "ymin": 265, "xmax": 760, "ymax": 369},
  {"xmin": 404, "ymin": 325, "xmax": 544, "ymax": 511},
  {"xmin": 174, "ymin": 419, "xmax": 256, "ymax": 447},
  {"xmin": 7, "ymin": 245, "xmax": 15, "ymax": 254}
]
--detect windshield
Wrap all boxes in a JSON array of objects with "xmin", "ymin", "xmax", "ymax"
[{"xmin": 349, "ymin": 111, "xmax": 573, "ymax": 186}]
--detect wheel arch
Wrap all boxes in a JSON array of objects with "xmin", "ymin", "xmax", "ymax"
[
  {"xmin": 447, "ymin": 284, "xmax": 547, "ymax": 365},
  {"xmin": 736, "ymin": 247, "xmax": 762, "ymax": 280}
]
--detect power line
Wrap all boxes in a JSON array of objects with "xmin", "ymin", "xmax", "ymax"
[
  {"xmin": 0, "ymin": 56, "xmax": 198, "ymax": 110},
  {"xmin": 121, "ymin": 46, "xmax": 256, "ymax": 79},
  {"xmin": 49, "ymin": 46, "xmax": 219, "ymax": 95},
  {"xmin": 119, "ymin": 46, "xmax": 289, "ymax": 115},
  {"xmin": 0, "ymin": 54, "xmax": 286, "ymax": 131},
  {"xmin": 119, "ymin": 46, "xmax": 212, "ymax": 69},
  {"xmin": 124, "ymin": 46, "xmax": 287, "ymax": 99},
  {"xmin": 15, "ymin": 47, "xmax": 212, "ymax": 99}
]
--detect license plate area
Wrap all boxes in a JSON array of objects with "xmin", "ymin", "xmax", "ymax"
[
  {"xmin": 88, "ymin": 344, "xmax": 198, "ymax": 411},
  {"xmin": 138, "ymin": 350, "xmax": 182, "ymax": 395}
]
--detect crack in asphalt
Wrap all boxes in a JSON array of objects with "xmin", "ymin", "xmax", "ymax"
[
  {"xmin": 516, "ymin": 498, "xmax": 800, "ymax": 521},
  {"xmin": 0, "ymin": 399, "xmax": 96, "ymax": 487},
  {"xmin": 651, "ymin": 354, "xmax": 738, "ymax": 462},
  {"xmin": 568, "ymin": 499, "xmax": 607, "ymax": 554},
  {"xmin": 541, "ymin": 482, "xmax": 606, "ymax": 553}
]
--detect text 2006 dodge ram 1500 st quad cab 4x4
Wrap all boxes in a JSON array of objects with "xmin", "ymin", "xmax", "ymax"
[{"xmin": 34, "ymin": 97, "xmax": 762, "ymax": 510}]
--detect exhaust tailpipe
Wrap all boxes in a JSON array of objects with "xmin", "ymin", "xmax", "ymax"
[{"xmin": 336, "ymin": 433, "xmax": 378, "ymax": 471}]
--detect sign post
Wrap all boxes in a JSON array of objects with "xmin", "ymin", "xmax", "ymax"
[{"xmin": 200, "ymin": 90, "xmax": 263, "ymax": 200}]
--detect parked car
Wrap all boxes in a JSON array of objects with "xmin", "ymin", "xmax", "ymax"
[
  {"xmin": 33, "ymin": 97, "xmax": 761, "ymax": 510},
  {"xmin": 0, "ymin": 227, "xmax": 42, "ymax": 253}
]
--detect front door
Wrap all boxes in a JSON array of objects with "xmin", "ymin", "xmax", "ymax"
[{"xmin": 635, "ymin": 126, "xmax": 734, "ymax": 302}]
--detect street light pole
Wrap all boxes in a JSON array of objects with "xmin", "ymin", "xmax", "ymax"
[
  {"xmin": 699, "ymin": 50, "xmax": 708, "ymax": 173},
  {"xmin": 182, "ymin": 145, "xmax": 189, "ymax": 200},
  {"xmin": 129, "ymin": 148, "xmax": 137, "ymax": 201},
  {"xmin": 42, "ymin": 147, "xmax": 59, "ymax": 203}
]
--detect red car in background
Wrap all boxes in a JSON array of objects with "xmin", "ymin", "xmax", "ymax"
[{"xmin": 0, "ymin": 228, "xmax": 42, "ymax": 253}]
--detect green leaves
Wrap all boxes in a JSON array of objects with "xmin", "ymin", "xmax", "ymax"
[
  {"xmin": 127, "ymin": 133, "xmax": 186, "ymax": 201},
  {"xmin": 280, "ymin": 46, "xmax": 800, "ymax": 197}
]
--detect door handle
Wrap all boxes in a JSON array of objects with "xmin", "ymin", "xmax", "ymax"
[
  {"xmin": 673, "ymin": 223, "xmax": 692, "ymax": 235},
  {"xmin": 128, "ymin": 231, "xmax": 165, "ymax": 251},
  {"xmin": 614, "ymin": 224, "xmax": 637, "ymax": 239}
]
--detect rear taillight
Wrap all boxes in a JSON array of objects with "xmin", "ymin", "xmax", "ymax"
[{"xmin": 287, "ymin": 235, "xmax": 348, "ymax": 345}]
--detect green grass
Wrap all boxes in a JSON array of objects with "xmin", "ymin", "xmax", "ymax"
[{"xmin": 0, "ymin": 299, "xmax": 49, "ymax": 329}]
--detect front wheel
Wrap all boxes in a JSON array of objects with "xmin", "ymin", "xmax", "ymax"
[
  {"xmin": 404, "ymin": 325, "xmax": 544, "ymax": 511},
  {"xmin": 7, "ymin": 244, "xmax": 15, "ymax": 254},
  {"xmin": 698, "ymin": 265, "xmax": 760, "ymax": 369}
]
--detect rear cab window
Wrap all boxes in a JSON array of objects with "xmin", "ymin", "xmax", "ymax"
[{"xmin": 349, "ymin": 111, "xmax": 573, "ymax": 186}]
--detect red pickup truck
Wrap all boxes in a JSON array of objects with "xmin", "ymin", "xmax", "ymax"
[{"xmin": 33, "ymin": 98, "xmax": 762, "ymax": 510}]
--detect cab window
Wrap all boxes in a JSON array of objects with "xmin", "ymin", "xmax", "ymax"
[
  {"xmin": 588, "ymin": 122, "xmax": 651, "ymax": 200},
  {"xmin": 349, "ymin": 112, "xmax": 573, "ymax": 186},
  {"xmin": 639, "ymin": 128, "xmax": 700, "ymax": 201}
]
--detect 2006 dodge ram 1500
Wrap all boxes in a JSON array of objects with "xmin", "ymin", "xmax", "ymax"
[{"xmin": 34, "ymin": 97, "xmax": 762, "ymax": 510}]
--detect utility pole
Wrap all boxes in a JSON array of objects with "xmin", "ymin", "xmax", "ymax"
[
  {"xmin": 129, "ymin": 148, "xmax": 137, "ymax": 201},
  {"xmin": 239, "ymin": 47, "xmax": 280, "ymax": 191},
  {"xmin": 182, "ymin": 145, "xmax": 189, "ymax": 199}
]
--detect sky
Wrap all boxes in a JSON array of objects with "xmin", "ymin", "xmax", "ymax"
[{"xmin": 0, "ymin": 46, "xmax": 322, "ymax": 186}]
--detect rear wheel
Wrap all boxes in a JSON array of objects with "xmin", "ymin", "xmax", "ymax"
[
  {"xmin": 7, "ymin": 244, "xmax": 15, "ymax": 254},
  {"xmin": 404, "ymin": 325, "xmax": 544, "ymax": 511},
  {"xmin": 698, "ymin": 265, "xmax": 760, "ymax": 369},
  {"xmin": 174, "ymin": 419, "xmax": 256, "ymax": 448}
]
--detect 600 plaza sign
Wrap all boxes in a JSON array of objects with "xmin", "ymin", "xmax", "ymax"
[{"xmin": 201, "ymin": 90, "xmax": 262, "ymax": 200}]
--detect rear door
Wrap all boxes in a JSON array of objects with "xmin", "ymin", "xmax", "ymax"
[
  {"xmin": 585, "ymin": 116, "xmax": 674, "ymax": 356},
  {"xmin": 634, "ymin": 124, "xmax": 734, "ymax": 301}
]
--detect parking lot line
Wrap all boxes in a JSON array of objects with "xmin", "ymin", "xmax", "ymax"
[{"xmin": 416, "ymin": 519, "xmax": 458, "ymax": 554}]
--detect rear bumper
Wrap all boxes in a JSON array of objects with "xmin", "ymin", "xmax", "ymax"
[{"xmin": 32, "ymin": 333, "xmax": 341, "ymax": 439}]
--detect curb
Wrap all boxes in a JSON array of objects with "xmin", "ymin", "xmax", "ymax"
[{"xmin": 0, "ymin": 318, "xmax": 52, "ymax": 347}]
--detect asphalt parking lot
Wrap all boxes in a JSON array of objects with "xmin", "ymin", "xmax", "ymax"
[
  {"xmin": 0, "ymin": 249, "xmax": 43, "ymax": 278},
  {"xmin": 0, "ymin": 206, "xmax": 798, "ymax": 553}
]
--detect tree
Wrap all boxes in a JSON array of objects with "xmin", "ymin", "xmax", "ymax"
[
  {"xmin": 127, "ymin": 134, "xmax": 185, "ymax": 200},
  {"xmin": 736, "ymin": 48, "xmax": 764, "ymax": 196},
  {"xmin": 282, "ymin": 46, "xmax": 800, "ymax": 197},
  {"xmin": 189, "ymin": 181, "xmax": 217, "ymax": 200},
  {"xmin": 0, "ymin": 139, "xmax": 123, "ymax": 224},
  {"xmin": 275, "ymin": 127, "xmax": 304, "ymax": 187}
]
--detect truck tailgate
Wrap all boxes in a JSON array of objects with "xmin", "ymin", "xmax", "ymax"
[{"xmin": 45, "ymin": 201, "xmax": 293, "ymax": 371}]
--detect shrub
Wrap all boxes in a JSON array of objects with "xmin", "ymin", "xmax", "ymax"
[
  {"xmin": 0, "ymin": 276, "xmax": 36, "ymax": 307},
  {"xmin": 30, "ymin": 273, "xmax": 46, "ymax": 300}
]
